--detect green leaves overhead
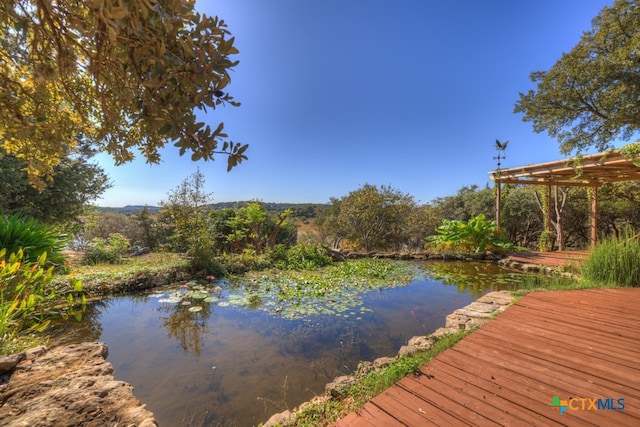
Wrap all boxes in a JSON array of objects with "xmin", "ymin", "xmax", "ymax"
[
  {"xmin": 514, "ymin": 0, "xmax": 640, "ymax": 154},
  {"xmin": 1, "ymin": 0, "xmax": 247, "ymax": 186}
]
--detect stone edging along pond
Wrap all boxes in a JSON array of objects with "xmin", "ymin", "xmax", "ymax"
[{"xmin": 261, "ymin": 290, "xmax": 515, "ymax": 427}]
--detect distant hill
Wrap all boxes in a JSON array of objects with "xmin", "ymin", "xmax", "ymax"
[
  {"xmin": 97, "ymin": 202, "xmax": 327, "ymax": 217},
  {"xmin": 97, "ymin": 205, "xmax": 161, "ymax": 214}
]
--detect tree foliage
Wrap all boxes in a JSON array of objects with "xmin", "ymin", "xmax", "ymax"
[
  {"xmin": 1, "ymin": 0, "xmax": 246, "ymax": 187},
  {"xmin": 0, "ymin": 147, "xmax": 111, "ymax": 227},
  {"xmin": 317, "ymin": 184, "xmax": 417, "ymax": 251},
  {"xmin": 514, "ymin": 0, "xmax": 640, "ymax": 154}
]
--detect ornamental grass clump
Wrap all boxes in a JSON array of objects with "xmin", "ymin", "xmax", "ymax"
[
  {"xmin": 0, "ymin": 213, "xmax": 66, "ymax": 266},
  {"xmin": 581, "ymin": 228, "xmax": 640, "ymax": 287}
]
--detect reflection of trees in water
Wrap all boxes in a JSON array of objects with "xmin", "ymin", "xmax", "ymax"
[
  {"xmin": 422, "ymin": 261, "xmax": 525, "ymax": 298},
  {"xmin": 45, "ymin": 299, "xmax": 110, "ymax": 346},
  {"xmin": 157, "ymin": 303, "xmax": 212, "ymax": 356}
]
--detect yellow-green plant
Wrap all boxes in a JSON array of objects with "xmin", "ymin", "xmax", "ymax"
[
  {"xmin": 0, "ymin": 249, "xmax": 55, "ymax": 353},
  {"xmin": 427, "ymin": 214, "xmax": 519, "ymax": 254}
]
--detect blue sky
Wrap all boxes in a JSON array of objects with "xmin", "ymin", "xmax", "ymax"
[{"xmin": 96, "ymin": 0, "xmax": 615, "ymax": 207}]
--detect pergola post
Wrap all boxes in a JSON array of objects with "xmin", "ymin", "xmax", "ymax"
[
  {"xmin": 591, "ymin": 187, "xmax": 598, "ymax": 247},
  {"xmin": 546, "ymin": 185, "xmax": 552, "ymax": 236},
  {"xmin": 495, "ymin": 181, "xmax": 501, "ymax": 228}
]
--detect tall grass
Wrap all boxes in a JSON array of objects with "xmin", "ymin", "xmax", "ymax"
[{"xmin": 581, "ymin": 228, "xmax": 640, "ymax": 287}]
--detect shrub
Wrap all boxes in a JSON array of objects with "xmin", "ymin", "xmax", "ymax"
[
  {"xmin": 272, "ymin": 243, "xmax": 334, "ymax": 270},
  {"xmin": 581, "ymin": 229, "xmax": 640, "ymax": 287},
  {"xmin": 84, "ymin": 233, "xmax": 129, "ymax": 264},
  {"xmin": 187, "ymin": 235, "xmax": 225, "ymax": 276},
  {"xmin": 426, "ymin": 214, "xmax": 518, "ymax": 254},
  {"xmin": 0, "ymin": 214, "xmax": 66, "ymax": 266}
]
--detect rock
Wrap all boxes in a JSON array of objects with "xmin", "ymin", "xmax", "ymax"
[
  {"xmin": 131, "ymin": 247, "xmax": 151, "ymax": 256},
  {"xmin": 431, "ymin": 327, "xmax": 460, "ymax": 338},
  {"xmin": 444, "ymin": 291, "xmax": 514, "ymax": 331},
  {"xmin": 25, "ymin": 345, "xmax": 47, "ymax": 360},
  {"xmin": 263, "ymin": 409, "xmax": 294, "ymax": 427},
  {"xmin": 372, "ymin": 356, "xmax": 395, "ymax": 369},
  {"xmin": 0, "ymin": 352, "xmax": 25, "ymax": 375},
  {"xmin": 408, "ymin": 335, "xmax": 433, "ymax": 351},
  {"xmin": 397, "ymin": 345, "xmax": 418, "ymax": 358},
  {"xmin": 325, "ymin": 375, "xmax": 356, "ymax": 398},
  {"xmin": 0, "ymin": 342, "xmax": 157, "ymax": 426},
  {"xmin": 356, "ymin": 361, "xmax": 373, "ymax": 376}
]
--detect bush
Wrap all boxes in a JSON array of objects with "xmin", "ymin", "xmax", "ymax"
[
  {"xmin": 0, "ymin": 214, "xmax": 66, "ymax": 266},
  {"xmin": 84, "ymin": 233, "xmax": 129, "ymax": 264},
  {"xmin": 271, "ymin": 243, "xmax": 334, "ymax": 270},
  {"xmin": 426, "ymin": 214, "xmax": 518, "ymax": 254},
  {"xmin": 581, "ymin": 229, "xmax": 640, "ymax": 287},
  {"xmin": 187, "ymin": 235, "xmax": 225, "ymax": 276}
]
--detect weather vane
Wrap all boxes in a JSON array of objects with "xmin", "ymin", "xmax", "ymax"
[{"xmin": 494, "ymin": 139, "xmax": 509, "ymax": 170}]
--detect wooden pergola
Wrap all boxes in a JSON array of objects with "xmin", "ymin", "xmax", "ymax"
[{"xmin": 489, "ymin": 150, "xmax": 640, "ymax": 246}]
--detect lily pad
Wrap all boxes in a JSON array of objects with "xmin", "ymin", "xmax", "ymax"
[
  {"xmin": 188, "ymin": 306, "xmax": 203, "ymax": 312},
  {"xmin": 204, "ymin": 296, "xmax": 219, "ymax": 303},
  {"xmin": 190, "ymin": 292, "xmax": 209, "ymax": 299}
]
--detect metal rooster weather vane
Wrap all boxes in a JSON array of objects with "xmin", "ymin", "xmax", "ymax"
[{"xmin": 494, "ymin": 139, "xmax": 509, "ymax": 170}]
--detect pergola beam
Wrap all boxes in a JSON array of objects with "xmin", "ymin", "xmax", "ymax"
[{"xmin": 489, "ymin": 149, "xmax": 640, "ymax": 247}]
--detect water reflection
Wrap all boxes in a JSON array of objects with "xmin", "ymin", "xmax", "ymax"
[
  {"xmin": 45, "ymin": 261, "xmax": 547, "ymax": 425},
  {"xmin": 158, "ymin": 302, "xmax": 212, "ymax": 356}
]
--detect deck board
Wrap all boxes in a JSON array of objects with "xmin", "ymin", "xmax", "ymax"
[{"xmin": 333, "ymin": 288, "xmax": 640, "ymax": 426}]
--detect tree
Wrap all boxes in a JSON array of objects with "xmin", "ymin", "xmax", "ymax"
[
  {"xmin": 514, "ymin": 0, "xmax": 640, "ymax": 154},
  {"xmin": 0, "ymin": 147, "xmax": 111, "ymax": 228},
  {"xmin": 317, "ymin": 184, "xmax": 416, "ymax": 252},
  {"xmin": 160, "ymin": 168, "xmax": 212, "ymax": 252},
  {"xmin": 1, "ymin": 0, "xmax": 247, "ymax": 187},
  {"xmin": 430, "ymin": 185, "xmax": 495, "ymax": 222}
]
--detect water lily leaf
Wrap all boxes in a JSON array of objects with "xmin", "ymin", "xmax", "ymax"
[
  {"xmin": 188, "ymin": 306, "xmax": 203, "ymax": 312},
  {"xmin": 204, "ymin": 296, "xmax": 219, "ymax": 303},
  {"xmin": 190, "ymin": 292, "xmax": 209, "ymax": 299},
  {"xmin": 218, "ymin": 301, "xmax": 230, "ymax": 307}
]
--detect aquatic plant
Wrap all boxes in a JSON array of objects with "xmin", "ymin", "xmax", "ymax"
[{"xmin": 218, "ymin": 259, "xmax": 419, "ymax": 319}]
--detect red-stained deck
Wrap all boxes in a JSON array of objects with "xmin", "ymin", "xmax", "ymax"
[
  {"xmin": 507, "ymin": 250, "xmax": 589, "ymax": 268},
  {"xmin": 333, "ymin": 288, "xmax": 640, "ymax": 426}
]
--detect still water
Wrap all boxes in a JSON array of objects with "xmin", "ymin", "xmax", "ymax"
[{"xmin": 48, "ymin": 261, "xmax": 524, "ymax": 426}]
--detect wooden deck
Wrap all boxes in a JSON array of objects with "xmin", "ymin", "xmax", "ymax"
[
  {"xmin": 507, "ymin": 250, "xmax": 589, "ymax": 268},
  {"xmin": 333, "ymin": 288, "xmax": 640, "ymax": 426}
]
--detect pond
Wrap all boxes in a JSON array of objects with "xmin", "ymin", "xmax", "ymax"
[{"xmin": 47, "ymin": 260, "xmax": 534, "ymax": 426}]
